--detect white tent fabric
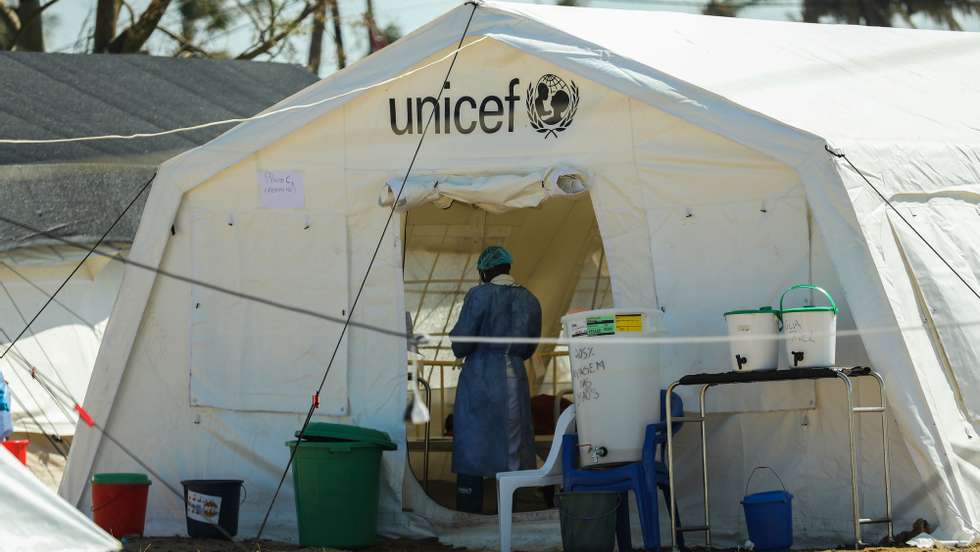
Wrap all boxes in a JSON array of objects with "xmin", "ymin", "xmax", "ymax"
[
  {"xmin": 1, "ymin": 447, "xmax": 119, "ymax": 552},
  {"xmin": 888, "ymin": 196, "xmax": 980, "ymax": 422},
  {"xmin": 61, "ymin": 1, "xmax": 980, "ymax": 548},
  {"xmin": 380, "ymin": 166, "xmax": 588, "ymax": 212},
  {"xmin": 1, "ymin": 257, "xmax": 122, "ymax": 436}
]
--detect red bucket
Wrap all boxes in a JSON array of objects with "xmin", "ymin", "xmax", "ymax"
[
  {"xmin": 3, "ymin": 439, "xmax": 28, "ymax": 465},
  {"xmin": 92, "ymin": 473, "xmax": 151, "ymax": 537}
]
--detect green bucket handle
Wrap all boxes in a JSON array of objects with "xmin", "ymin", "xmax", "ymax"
[{"xmin": 779, "ymin": 284, "xmax": 837, "ymax": 315}]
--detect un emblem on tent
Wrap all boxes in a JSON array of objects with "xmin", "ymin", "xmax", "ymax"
[{"xmin": 526, "ymin": 74, "xmax": 579, "ymax": 139}]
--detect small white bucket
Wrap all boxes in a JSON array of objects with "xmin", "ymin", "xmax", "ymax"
[
  {"xmin": 779, "ymin": 285, "xmax": 838, "ymax": 368},
  {"xmin": 724, "ymin": 308, "xmax": 779, "ymax": 371}
]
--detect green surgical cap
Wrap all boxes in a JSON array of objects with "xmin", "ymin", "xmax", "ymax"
[{"xmin": 477, "ymin": 246, "xmax": 513, "ymax": 271}]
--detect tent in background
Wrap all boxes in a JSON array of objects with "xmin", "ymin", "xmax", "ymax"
[
  {"xmin": 0, "ymin": 52, "xmax": 317, "ymax": 487},
  {"xmin": 1, "ymin": 442, "xmax": 119, "ymax": 551},
  {"xmin": 60, "ymin": 2, "xmax": 980, "ymax": 549}
]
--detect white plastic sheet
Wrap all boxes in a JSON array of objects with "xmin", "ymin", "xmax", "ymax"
[{"xmin": 1, "ymin": 449, "xmax": 119, "ymax": 551}]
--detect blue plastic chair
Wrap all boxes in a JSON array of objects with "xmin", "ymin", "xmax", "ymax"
[{"xmin": 561, "ymin": 390, "xmax": 685, "ymax": 551}]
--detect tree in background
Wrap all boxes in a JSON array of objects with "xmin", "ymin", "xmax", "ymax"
[
  {"xmin": 330, "ymin": 0, "xmax": 346, "ymax": 69},
  {"xmin": 2, "ymin": 1, "xmax": 323, "ymax": 60},
  {"xmin": 307, "ymin": 0, "xmax": 326, "ymax": 71},
  {"xmin": 0, "ymin": 0, "xmax": 406, "ymax": 74},
  {"xmin": 379, "ymin": 21, "xmax": 400, "ymax": 44},
  {"xmin": 95, "ymin": 0, "xmax": 174, "ymax": 53},
  {"xmin": 16, "ymin": 0, "xmax": 971, "ymax": 76},
  {"xmin": 703, "ymin": 0, "xmax": 757, "ymax": 17},
  {"xmin": 364, "ymin": 0, "xmax": 400, "ymax": 54},
  {"xmin": 0, "ymin": 0, "xmax": 56, "ymax": 51},
  {"xmin": 800, "ymin": 0, "xmax": 980, "ymax": 28},
  {"xmin": 175, "ymin": 0, "xmax": 232, "ymax": 56},
  {"xmin": 92, "ymin": 0, "xmax": 119, "ymax": 52},
  {"xmin": 704, "ymin": 0, "xmax": 980, "ymax": 28},
  {"xmin": 15, "ymin": 0, "xmax": 42, "ymax": 50}
]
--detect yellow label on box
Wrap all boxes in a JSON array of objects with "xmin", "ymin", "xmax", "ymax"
[{"xmin": 615, "ymin": 313, "xmax": 643, "ymax": 333}]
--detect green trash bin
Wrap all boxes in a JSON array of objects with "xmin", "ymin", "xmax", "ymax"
[{"xmin": 286, "ymin": 423, "xmax": 397, "ymax": 548}]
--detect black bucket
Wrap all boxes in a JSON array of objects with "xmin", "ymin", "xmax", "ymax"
[
  {"xmin": 558, "ymin": 491, "xmax": 621, "ymax": 552},
  {"xmin": 181, "ymin": 479, "xmax": 245, "ymax": 539}
]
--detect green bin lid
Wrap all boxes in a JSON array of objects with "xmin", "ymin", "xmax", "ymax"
[
  {"xmin": 295, "ymin": 422, "xmax": 396, "ymax": 450},
  {"xmin": 724, "ymin": 306, "xmax": 776, "ymax": 316},
  {"xmin": 92, "ymin": 473, "xmax": 150, "ymax": 485}
]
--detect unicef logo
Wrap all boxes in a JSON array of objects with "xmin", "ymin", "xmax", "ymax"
[
  {"xmin": 526, "ymin": 74, "xmax": 580, "ymax": 139},
  {"xmin": 386, "ymin": 76, "xmax": 580, "ymax": 138}
]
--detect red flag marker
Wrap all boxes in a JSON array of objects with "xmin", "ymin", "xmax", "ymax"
[{"xmin": 75, "ymin": 404, "xmax": 95, "ymax": 427}]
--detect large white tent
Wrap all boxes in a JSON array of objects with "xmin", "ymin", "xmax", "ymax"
[{"xmin": 61, "ymin": 2, "xmax": 980, "ymax": 549}]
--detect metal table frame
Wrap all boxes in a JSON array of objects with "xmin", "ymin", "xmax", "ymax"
[{"xmin": 665, "ymin": 366, "xmax": 893, "ymax": 549}]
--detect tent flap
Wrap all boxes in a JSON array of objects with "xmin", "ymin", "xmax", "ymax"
[
  {"xmin": 379, "ymin": 165, "xmax": 588, "ymax": 213},
  {"xmin": 889, "ymin": 197, "xmax": 980, "ymax": 422}
]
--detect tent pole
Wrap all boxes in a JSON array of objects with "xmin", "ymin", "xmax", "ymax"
[
  {"xmin": 430, "ymin": 252, "xmax": 473, "ymax": 365},
  {"xmin": 432, "ymin": 252, "xmax": 472, "ymax": 436},
  {"xmin": 589, "ymin": 242, "xmax": 605, "ymax": 310},
  {"xmin": 411, "ymin": 228, "xmax": 448, "ymax": 326}
]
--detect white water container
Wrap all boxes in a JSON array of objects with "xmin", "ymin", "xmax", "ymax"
[
  {"xmin": 561, "ymin": 308, "xmax": 663, "ymax": 467},
  {"xmin": 723, "ymin": 307, "xmax": 779, "ymax": 371},
  {"xmin": 779, "ymin": 285, "xmax": 838, "ymax": 368}
]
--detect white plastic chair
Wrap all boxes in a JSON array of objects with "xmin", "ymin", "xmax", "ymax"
[{"xmin": 496, "ymin": 404, "xmax": 577, "ymax": 552}]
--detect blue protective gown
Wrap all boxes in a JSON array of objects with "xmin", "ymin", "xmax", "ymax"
[{"xmin": 449, "ymin": 277, "xmax": 542, "ymax": 477}]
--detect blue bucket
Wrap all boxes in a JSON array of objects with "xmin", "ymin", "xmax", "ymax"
[{"xmin": 741, "ymin": 467, "xmax": 793, "ymax": 551}]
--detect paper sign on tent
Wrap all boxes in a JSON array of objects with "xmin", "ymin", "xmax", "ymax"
[{"xmin": 258, "ymin": 170, "xmax": 305, "ymax": 208}]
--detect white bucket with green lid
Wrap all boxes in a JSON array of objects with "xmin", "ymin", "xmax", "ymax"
[
  {"xmin": 779, "ymin": 285, "xmax": 838, "ymax": 368},
  {"xmin": 723, "ymin": 307, "xmax": 779, "ymax": 372}
]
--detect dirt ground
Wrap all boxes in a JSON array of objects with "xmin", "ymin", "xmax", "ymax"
[
  {"xmin": 122, "ymin": 539, "xmax": 980, "ymax": 552},
  {"xmin": 122, "ymin": 537, "xmax": 463, "ymax": 552}
]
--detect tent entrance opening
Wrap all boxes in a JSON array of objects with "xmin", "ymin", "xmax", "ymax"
[{"xmin": 403, "ymin": 194, "xmax": 611, "ymax": 513}]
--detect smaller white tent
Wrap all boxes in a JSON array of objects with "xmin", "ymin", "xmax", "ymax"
[
  {"xmin": 1, "ymin": 447, "xmax": 119, "ymax": 552},
  {"xmin": 0, "ymin": 53, "xmax": 317, "ymax": 487}
]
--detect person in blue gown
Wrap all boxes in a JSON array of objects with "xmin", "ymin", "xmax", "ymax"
[{"xmin": 449, "ymin": 246, "xmax": 542, "ymax": 513}]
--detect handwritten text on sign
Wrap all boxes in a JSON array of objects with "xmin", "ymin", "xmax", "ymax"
[
  {"xmin": 571, "ymin": 345, "xmax": 605, "ymax": 401},
  {"xmin": 258, "ymin": 170, "xmax": 305, "ymax": 209}
]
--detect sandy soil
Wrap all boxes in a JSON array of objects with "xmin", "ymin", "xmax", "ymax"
[
  {"xmin": 12, "ymin": 432, "xmax": 70, "ymax": 491},
  {"xmin": 122, "ymin": 538, "xmax": 980, "ymax": 552}
]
